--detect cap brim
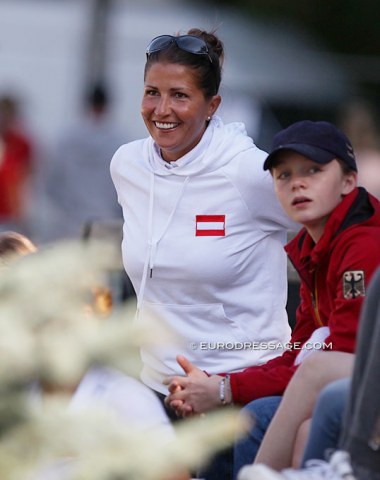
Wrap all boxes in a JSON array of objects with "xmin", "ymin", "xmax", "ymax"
[{"xmin": 263, "ymin": 143, "xmax": 336, "ymax": 170}]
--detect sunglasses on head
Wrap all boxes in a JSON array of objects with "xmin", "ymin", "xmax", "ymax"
[{"xmin": 146, "ymin": 34, "xmax": 212, "ymax": 63}]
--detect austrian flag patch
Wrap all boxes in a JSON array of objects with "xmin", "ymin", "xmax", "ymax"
[
  {"xmin": 195, "ymin": 215, "xmax": 225, "ymax": 236},
  {"xmin": 343, "ymin": 270, "xmax": 366, "ymax": 299}
]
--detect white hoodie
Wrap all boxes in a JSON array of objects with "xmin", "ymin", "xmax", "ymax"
[{"xmin": 111, "ymin": 116, "xmax": 296, "ymax": 393}]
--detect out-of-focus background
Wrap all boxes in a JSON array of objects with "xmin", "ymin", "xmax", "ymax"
[{"xmin": 1, "ymin": 0, "xmax": 380, "ymax": 245}]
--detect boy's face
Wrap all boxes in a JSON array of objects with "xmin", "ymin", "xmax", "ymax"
[{"xmin": 272, "ymin": 152, "xmax": 357, "ymax": 242}]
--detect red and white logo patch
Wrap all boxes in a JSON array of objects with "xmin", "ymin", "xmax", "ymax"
[{"xmin": 195, "ymin": 215, "xmax": 225, "ymax": 236}]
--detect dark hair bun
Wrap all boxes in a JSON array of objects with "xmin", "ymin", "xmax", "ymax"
[{"xmin": 187, "ymin": 28, "xmax": 224, "ymax": 67}]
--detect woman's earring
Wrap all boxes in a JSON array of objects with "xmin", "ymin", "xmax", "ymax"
[{"xmin": 207, "ymin": 116, "xmax": 211, "ymax": 121}]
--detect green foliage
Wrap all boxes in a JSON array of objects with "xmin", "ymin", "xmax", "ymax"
[{"xmin": 201, "ymin": 0, "xmax": 380, "ymax": 55}]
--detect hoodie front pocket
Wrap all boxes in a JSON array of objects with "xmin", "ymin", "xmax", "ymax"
[{"xmin": 138, "ymin": 301, "xmax": 246, "ymax": 369}]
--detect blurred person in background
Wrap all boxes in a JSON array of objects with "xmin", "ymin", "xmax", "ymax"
[
  {"xmin": 338, "ymin": 98, "xmax": 380, "ymax": 200},
  {"xmin": 45, "ymin": 83, "xmax": 124, "ymax": 241},
  {"xmin": 0, "ymin": 94, "xmax": 34, "ymax": 234}
]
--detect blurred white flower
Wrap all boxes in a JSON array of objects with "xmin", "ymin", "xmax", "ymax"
[
  {"xmin": 0, "ymin": 399, "xmax": 249, "ymax": 480},
  {"xmin": 0, "ymin": 239, "xmax": 249, "ymax": 480},
  {"xmin": 0, "ymin": 240, "xmax": 178, "ymax": 387}
]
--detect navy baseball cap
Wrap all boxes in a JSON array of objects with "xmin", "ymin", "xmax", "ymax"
[{"xmin": 263, "ymin": 120, "xmax": 357, "ymax": 172}]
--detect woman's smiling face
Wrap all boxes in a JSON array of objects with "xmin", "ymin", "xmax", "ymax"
[{"xmin": 141, "ymin": 62, "xmax": 220, "ymax": 162}]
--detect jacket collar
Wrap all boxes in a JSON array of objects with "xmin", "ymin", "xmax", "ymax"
[{"xmin": 286, "ymin": 187, "xmax": 375, "ymax": 269}]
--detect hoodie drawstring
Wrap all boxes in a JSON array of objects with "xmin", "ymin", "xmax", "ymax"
[{"xmin": 136, "ymin": 172, "xmax": 190, "ymax": 313}]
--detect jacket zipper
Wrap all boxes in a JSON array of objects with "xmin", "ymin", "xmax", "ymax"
[
  {"xmin": 311, "ymin": 268, "xmax": 324, "ymax": 327},
  {"xmin": 288, "ymin": 255, "xmax": 323, "ymax": 327}
]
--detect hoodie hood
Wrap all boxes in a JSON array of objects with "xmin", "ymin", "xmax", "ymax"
[{"xmin": 143, "ymin": 115, "xmax": 254, "ymax": 177}]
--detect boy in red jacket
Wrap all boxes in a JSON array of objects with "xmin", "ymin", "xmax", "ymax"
[{"xmin": 165, "ymin": 121, "xmax": 380, "ymax": 480}]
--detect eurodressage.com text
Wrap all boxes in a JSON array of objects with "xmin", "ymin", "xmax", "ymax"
[{"xmin": 189, "ymin": 341, "xmax": 333, "ymax": 351}]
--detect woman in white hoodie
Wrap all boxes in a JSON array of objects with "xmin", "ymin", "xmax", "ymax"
[{"xmin": 110, "ymin": 28, "xmax": 296, "ymax": 410}]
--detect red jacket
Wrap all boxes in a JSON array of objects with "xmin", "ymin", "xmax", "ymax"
[
  {"xmin": 0, "ymin": 129, "xmax": 32, "ymax": 219},
  {"xmin": 230, "ymin": 187, "xmax": 380, "ymax": 404}
]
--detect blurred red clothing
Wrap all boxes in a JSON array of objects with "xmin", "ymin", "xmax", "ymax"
[{"xmin": 0, "ymin": 128, "xmax": 32, "ymax": 220}]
